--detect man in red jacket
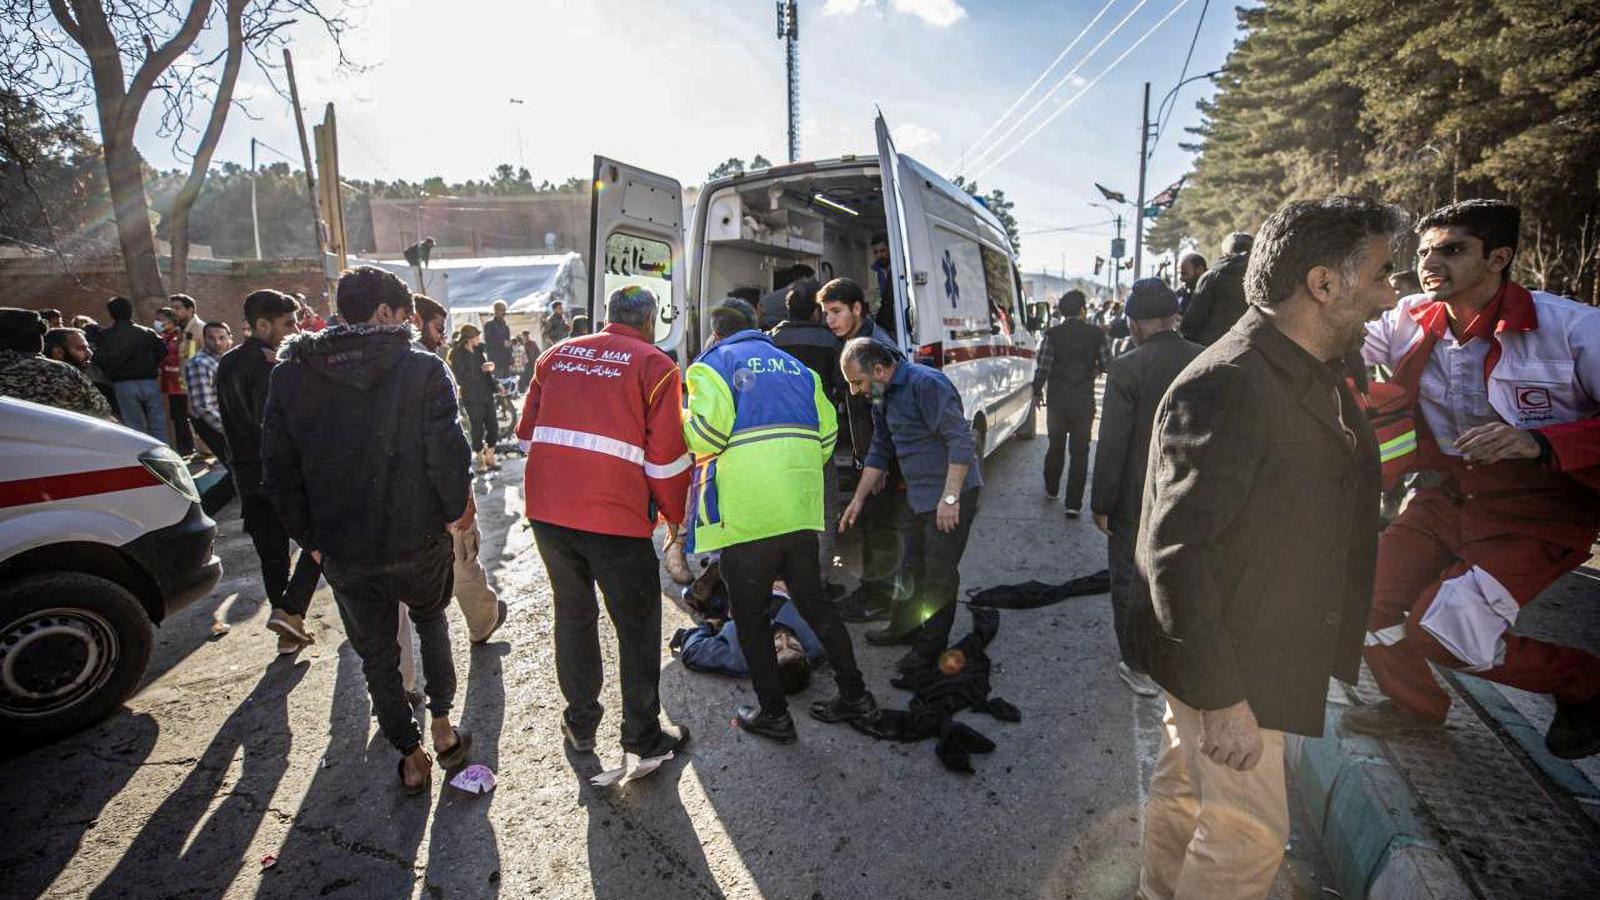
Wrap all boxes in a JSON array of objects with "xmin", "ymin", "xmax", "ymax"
[{"xmin": 517, "ymin": 285, "xmax": 693, "ymax": 759}]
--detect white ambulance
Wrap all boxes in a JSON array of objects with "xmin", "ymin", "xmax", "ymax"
[
  {"xmin": 585, "ymin": 113, "xmax": 1039, "ymax": 453},
  {"xmin": 0, "ymin": 397, "xmax": 222, "ymax": 744}
]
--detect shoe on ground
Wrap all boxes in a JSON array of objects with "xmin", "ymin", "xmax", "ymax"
[
  {"xmin": 633, "ymin": 723, "xmax": 691, "ymax": 758},
  {"xmin": 894, "ymin": 649, "xmax": 936, "ymax": 675},
  {"xmin": 267, "ymin": 609, "xmax": 313, "ymax": 644},
  {"xmin": 276, "ymin": 632, "xmax": 305, "ymax": 656},
  {"xmin": 1116, "ymin": 662, "xmax": 1162, "ymax": 698},
  {"xmin": 865, "ymin": 625, "xmax": 915, "ymax": 646},
  {"xmin": 838, "ymin": 592, "xmax": 891, "ymax": 624},
  {"xmin": 1339, "ymin": 699, "xmax": 1442, "ymax": 737},
  {"xmin": 825, "ymin": 581, "xmax": 847, "ymax": 601},
  {"xmin": 810, "ymin": 691, "xmax": 878, "ymax": 724},
  {"xmin": 471, "ymin": 599, "xmax": 509, "ymax": 644},
  {"xmin": 1065, "ymin": 508, "xmax": 1081, "ymax": 519},
  {"xmin": 1044, "ymin": 488, "xmax": 1059, "ymax": 500},
  {"xmin": 561, "ymin": 717, "xmax": 596, "ymax": 753},
  {"xmin": 734, "ymin": 706, "xmax": 797, "ymax": 744},
  {"xmin": 1546, "ymin": 695, "xmax": 1600, "ymax": 760}
]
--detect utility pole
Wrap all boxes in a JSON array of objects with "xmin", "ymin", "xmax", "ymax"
[
  {"xmin": 250, "ymin": 138, "xmax": 262, "ymax": 260},
  {"xmin": 284, "ymin": 49, "xmax": 324, "ymax": 264},
  {"xmin": 1133, "ymin": 81, "xmax": 1152, "ymax": 281},
  {"xmin": 1111, "ymin": 214, "xmax": 1125, "ymax": 300},
  {"xmin": 777, "ymin": 1, "xmax": 800, "ymax": 163}
]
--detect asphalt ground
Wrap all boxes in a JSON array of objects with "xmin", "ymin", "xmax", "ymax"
[{"xmin": 1, "ymin": 426, "xmax": 1335, "ymax": 899}]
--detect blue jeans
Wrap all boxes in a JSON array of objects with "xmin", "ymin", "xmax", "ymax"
[{"xmin": 113, "ymin": 379, "xmax": 168, "ymax": 443}]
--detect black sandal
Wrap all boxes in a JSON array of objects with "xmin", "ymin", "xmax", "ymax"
[
  {"xmin": 398, "ymin": 755, "xmax": 431, "ymax": 796},
  {"xmin": 435, "ymin": 729, "xmax": 472, "ymax": 770}
]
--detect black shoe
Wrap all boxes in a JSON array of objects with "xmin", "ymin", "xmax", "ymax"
[
  {"xmin": 561, "ymin": 717, "xmax": 596, "ymax": 753},
  {"xmin": 810, "ymin": 691, "xmax": 878, "ymax": 724},
  {"xmin": 735, "ymin": 706, "xmax": 797, "ymax": 744},
  {"xmin": 1546, "ymin": 695, "xmax": 1600, "ymax": 759},
  {"xmin": 1065, "ymin": 508, "xmax": 1081, "ymax": 519},
  {"xmin": 632, "ymin": 723, "xmax": 690, "ymax": 758},
  {"xmin": 865, "ymin": 625, "xmax": 915, "ymax": 646},
  {"xmin": 825, "ymin": 581, "xmax": 847, "ymax": 601},
  {"xmin": 838, "ymin": 593, "xmax": 891, "ymax": 623},
  {"xmin": 894, "ymin": 649, "xmax": 936, "ymax": 675},
  {"xmin": 1339, "ymin": 699, "xmax": 1442, "ymax": 737}
]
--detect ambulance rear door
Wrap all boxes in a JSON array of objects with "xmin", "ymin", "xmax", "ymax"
[{"xmin": 588, "ymin": 156, "xmax": 686, "ymax": 352}]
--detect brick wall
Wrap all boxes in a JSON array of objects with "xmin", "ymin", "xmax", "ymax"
[{"xmin": 0, "ymin": 256, "xmax": 331, "ymax": 327}]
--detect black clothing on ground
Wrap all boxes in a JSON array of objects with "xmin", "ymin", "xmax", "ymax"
[
  {"xmin": 1178, "ymin": 251, "xmax": 1249, "ymax": 347},
  {"xmin": 450, "ymin": 343, "xmax": 497, "ymax": 407},
  {"xmin": 893, "ymin": 487, "xmax": 980, "ymax": 659},
  {"xmin": 240, "ymin": 491, "xmax": 322, "ymax": 615},
  {"xmin": 533, "ymin": 521, "xmax": 666, "ymax": 754},
  {"xmin": 1091, "ymin": 329, "xmax": 1205, "ymax": 524},
  {"xmin": 483, "ymin": 316, "xmax": 513, "ymax": 372},
  {"xmin": 965, "ymin": 569, "xmax": 1111, "ymax": 610},
  {"xmin": 1044, "ymin": 401, "xmax": 1094, "ymax": 509},
  {"xmin": 262, "ymin": 323, "xmax": 473, "ymax": 563},
  {"xmin": 1131, "ymin": 308, "xmax": 1380, "ymax": 737},
  {"xmin": 215, "ymin": 336, "xmax": 277, "ymax": 493},
  {"xmin": 190, "ymin": 419, "xmax": 236, "ymax": 514},
  {"xmin": 719, "ymin": 529, "xmax": 866, "ymax": 715},
  {"xmin": 93, "ymin": 320, "xmax": 166, "ymax": 382},
  {"xmin": 322, "ymin": 534, "xmax": 455, "ymax": 754},
  {"xmin": 768, "ymin": 319, "xmax": 843, "ymax": 401}
]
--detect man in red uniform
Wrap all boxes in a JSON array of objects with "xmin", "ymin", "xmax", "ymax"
[
  {"xmin": 1347, "ymin": 200, "xmax": 1600, "ymax": 758},
  {"xmin": 516, "ymin": 285, "xmax": 693, "ymax": 759}
]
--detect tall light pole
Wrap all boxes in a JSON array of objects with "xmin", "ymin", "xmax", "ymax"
[
  {"xmin": 509, "ymin": 98, "xmax": 526, "ymax": 169},
  {"xmin": 776, "ymin": 1, "xmax": 800, "ymax": 163},
  {"xmin": 1091, "ymin": 201, "xmax": 1125, "ymax": 300},
  {"xmin": 250, "ymin": 137, "xmax": 262, "ymax": 260},
  {"xmin": 1135, "ymin": 70, "xmax": 1222, "ymax": 280}
]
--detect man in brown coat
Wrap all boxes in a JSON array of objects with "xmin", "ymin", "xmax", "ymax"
[{"xmin": 1131, "ymin": 197, "xmax": 1406, "ymax": 899}]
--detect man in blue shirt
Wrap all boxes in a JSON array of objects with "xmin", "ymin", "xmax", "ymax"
[
  {"xmin": 839, "ymin": 337, "xmax": 983, "ymax": 674},
  {"xmin": 672, "ymin": 580, "xmax": 825, "ymax": 690}
]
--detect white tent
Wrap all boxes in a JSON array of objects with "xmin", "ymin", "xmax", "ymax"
[{"xmin": 350, "ymin": 253, "xmax": 588, "ymax": 316}]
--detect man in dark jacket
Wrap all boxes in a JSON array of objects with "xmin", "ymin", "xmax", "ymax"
[
  {"xmin": 1132, "ymin": 197, "xmax": 1404, "ymax": 899},
  {"xmin": 1089, "ymin": 279, "xmax": 1202, "ymax": 699},
  {"xmin": 216, "ymin": 289, "xmax": 323, "ymax": 656},
  {"xmin": 94, "ymin": 296, "xmax": 169, "ymax": 441},
  {"xmin": 1033, "ymin": 290, "xmax": 1107, "ymax": 516},
  {"xmin": 262, "ymin": 266, "xmax": 475, "ymax": 794},
  {"xmin": 1179, "ymin": 232, "xmax": 1253, "ymax": 346}
]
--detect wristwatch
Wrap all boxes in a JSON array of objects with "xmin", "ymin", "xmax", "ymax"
[{"xmin": 942, "ymin": 494, "xmax": 959, "ymax": 506}]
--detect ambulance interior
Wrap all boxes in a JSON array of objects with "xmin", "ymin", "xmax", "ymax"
[{"xmin": 694, "ymin": 166, "xmax": 891, "ymax": 353}]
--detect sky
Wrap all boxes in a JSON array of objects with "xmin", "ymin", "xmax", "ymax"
[{"xmin": 126, "ymin": 0, "xmax": 1243, "ymax": 278}]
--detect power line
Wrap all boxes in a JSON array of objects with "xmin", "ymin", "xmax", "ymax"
[
  {"xmin": 961, "ymin": 0, "xmax": 1121, "ymax": 173},
  {"xmin": 959, "ymin": 0, "xmax": 1156, "ymax": 177},
  {"xmin": 969, "ymin": 0, "xmax": 1193, "ymax": 181},
  {"xmin": 1151, "ymin": 0, "xmax": 1211, "ymax": 156},
  {"xmin": 1020, "ymin": 218, "xmax": 1117, "ymax": 235}
]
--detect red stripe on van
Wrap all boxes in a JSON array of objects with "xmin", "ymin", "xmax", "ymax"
[
  {"xmin": 942, "ymin": 345, "xmax": 1038, "ymax": 365},
  {"xmin": 0, "ymin": 465, "xmax": 162, "ymax": 509}
]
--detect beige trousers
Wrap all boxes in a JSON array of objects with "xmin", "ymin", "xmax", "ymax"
[
  {"xmin": 400, "ymin": 525, "xmax": 501, "ymax": 690},
  {"xmin": 1136, "ymin": 694, "xmax": 1290, "ymax": 900}
]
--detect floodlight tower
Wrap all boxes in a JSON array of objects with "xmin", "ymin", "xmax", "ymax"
[{"xmin": 777, "ymin": 1, "xmax": 800, "ymax": 163}]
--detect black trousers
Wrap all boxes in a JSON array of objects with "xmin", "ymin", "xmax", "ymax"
[
  {"xmin": 239, "ymin": 490, "xmax": 322, "ymax": 615},
  {"xmin": 167, "ymin": 393, "xmax": 194, "ymax": 455},
  {"xmin": 1044, "ymin": 397, "xmax": 1095, "ymax": 508},
  {"xmin": 464, "ymin": 399, "xmax": 498, "ymax": 451},
  {"xmin": 857, "ymin": 472, "xmax": 907, "ymax": 608},
  {"xmin": 1105, "ymin": 513, "xmax": 1143, "ymax": 670},
  {"xmin": 322, "ymin": 535, "xmax": 456, "ymax": 754},
  {"xmin": 895, "ymin": 487, "xmax": 980, "ymax": 658},
  {"xmin": 189, "ymin": 418, "xmax": 236, "ymax": 515},
  {"xmin": 532, "ymin": 521, "xmax": 664, "ymax": 754},
  {"xmin": 720, "ymin": 530, "xmax": 866, "ymax": 715}
]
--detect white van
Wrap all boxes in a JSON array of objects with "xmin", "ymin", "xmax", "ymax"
[
  {"xmin": 0, "ymin": 397, "xmax": 222, "ymax": 744},
  {"xmin": 585, "ymin": 114, "xmax": 1038, "ymax": 453}
]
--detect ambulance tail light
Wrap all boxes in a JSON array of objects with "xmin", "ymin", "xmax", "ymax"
[{"xmin": 915, "ymin": 342, "xmax": 943, "ymax": 368}]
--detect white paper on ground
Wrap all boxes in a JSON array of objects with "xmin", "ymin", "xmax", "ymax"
[
  {"xmin": 448, "ymin": 763, "xmax": 498, "ymax": 794},
  {"xmin": 590, "ymin": 751, "xmax": 673, "ymax": 788}
]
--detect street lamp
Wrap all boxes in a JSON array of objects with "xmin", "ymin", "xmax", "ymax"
[
  {"xmin": 1090, "ymin": 201, "xmax": 1126, "ymax": 300},
  {"xmin": 1134, "ymin": 69, "xmax": 1223, "ymax": 281}
]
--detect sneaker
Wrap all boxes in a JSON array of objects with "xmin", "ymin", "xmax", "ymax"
[
  {"xmin": 632, "ymin": 723, "xmax": 691, "ymax": 758},
  {"xmin": 1339, "ymin": 699, "xmax": 1443, "ymax": 737},
  {"xmin": 838, "ymin": 591, "xmax": 891, "ymax": 623},
  {"xmin": 1044, "ymin": 489, "xmax": 1059, "ymax": 500},
  {"xmin": 1065, "ymin": 508, "xmax": 1081, "ymax": 519},
  {"xmin": 734, "ymin": 706, "xmax": 797, "ymax": 744},
  {"xmin": 561, "ymin": 718, "xmax": 596, "ymax": 753},
  {"xmin": 1116, "ymin": 662, "xmax": 1161, "ymax": 698},
  {"xmin": 1546, "ymin": 695, "xmax": 1600, "ymax": 760},
  {"xmin": 865, "ymin": 625, "xmax": 916, "ymax": 647},
  {"xmin": 809, "ymin": 691, "xmax": 878, "ymax": 724},
  {"xmin": 267, "ymin": 610, "xmax": 313, "ymax": 645}
]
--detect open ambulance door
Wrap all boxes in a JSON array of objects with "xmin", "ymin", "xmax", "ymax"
[
  {"xmin": 588, "ymin": 156, "xmax": 686, "ymax": 353},
  {"xmin": 874, "ymin": 113, "xmax": 915, "ymax": 348}
]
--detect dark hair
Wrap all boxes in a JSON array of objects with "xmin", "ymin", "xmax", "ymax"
[
  {"xmin": 156, "ymin": 306, "xmax": 177, "ymax": 323},
  {"xmin": 1245, "ymin": 196, "xmax": 1410, "ymax": 307},
  {"xmin": 840, "ymin": 335, "xmax": 898, "ymax": 372},
  {"xmin": 37, "ymin": 308, "xmax": 61, "ymax": 322},
  {"xmin": 571, "ymin": 315, "xmax": 592, "ymax": 336},
  {"xmin": 1179, "ymin": 252, "xmax": 1208, "ymax": 270},
  {"xmin": 606, "ymin": 285, "xmax": 657, "ymax": 330},
  {"xmin": 785, "ymin": 278, "xmax": 821, "ymax": 321},
  {"xmin": 1057, "ymin": 289, "xmax": 1087, "ymax": 317},
  {"xmin": 775, "ymin": 631, "xmax": 812, "ymax": 694},
  {"xmin": 709, "ymin": 298, "xmax": 757, "ymax": 337},
  {"xmin": 106, "ymin": 296, "xmax": 134, "ymax": 321},
  {"xmin": 818, "ymin": 277, "xmax": 867, "ymax": 316},
  {"xmin": 1389, "ymin": 270, "xmax": 1423, "ymax": 294},
  {"xmin": 243, "ymin": 289, "xmax": 299, "ymax": 329},
  {"xmin": 43, "ymin": 326, "xmax": 81, "ymax": 356},
  {"xmin": 413, "ymin": 293, "xmax": 447, "ymax": 325},
  {"xmin": 773, "ymin": 263, "xmax": 815, "ymax": 294},
  {"xmin": 729, "ymin": 286, "xmax": 762, "ymax": 305},
  {"xmin": 336, "ymin": 265, "xmax": 413, "ymax": 323},
  {"xmin": 202, "ymin": 320, "xmax": 232, "ymax": 335},
  {"xmin": 169, "ymin": 293, "xmax": 196, "ymax": 312},
  {"xmin": 871, "ymin": 232, "xmax": 888, "ymax": 246},
  {"xmin": 0, "ymin": 307, "xmax": 47, "ymax": 353},
  {"xmin": 1415, "ymin": 199, "xmax": 1520, "ymax": 273}
]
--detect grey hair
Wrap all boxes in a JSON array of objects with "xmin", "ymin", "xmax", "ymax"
[
  {"xmin": 709, "ymin": 298, "xmax": 757, "ymax": 337},
  {"xmin": 606, "ymin": 286, "xmax": 657, "ymax": 329},
  {"xmin": 1222, "ymin": 232, "xmax": 1254, "ymax": 256},
  {"xmin": 841, "ymin": 336, "xmax": 898, "ymax": 372},
  {"xmin": 1244, "ymin": 197, "xmax": 1410, "ymax": 307}
]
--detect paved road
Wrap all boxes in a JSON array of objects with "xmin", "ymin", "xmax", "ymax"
[{"xmin": 2, "ymin": 429, "xmax": 1333, "ymax": 899}]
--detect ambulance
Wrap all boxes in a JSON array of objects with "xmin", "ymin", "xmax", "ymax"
[
  {"xmin": 585, "ymin": 113, "xmax": 1039, "ymax": 454},
  {"xmin": 0, "ymin": 397, "xmax": 222, "ymax": 744}
]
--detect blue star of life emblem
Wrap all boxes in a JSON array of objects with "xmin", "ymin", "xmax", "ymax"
[{"xmin": 942, "ymin": 250, "xmax": 959, "ymax": 307}]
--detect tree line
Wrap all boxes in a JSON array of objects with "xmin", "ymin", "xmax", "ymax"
[{"xmin": 1147, "ymin": 0, "xmax": 1600, "ymax": 303}]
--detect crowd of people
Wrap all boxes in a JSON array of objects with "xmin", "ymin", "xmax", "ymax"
[{"xmin": 1, "ymin": 193, "xmax": 1597, "ymax": 899}]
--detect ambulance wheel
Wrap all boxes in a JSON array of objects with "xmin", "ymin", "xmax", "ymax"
[
  {"xmin": 1018, "ymin": 398, "xmax": 1038, "ymax": 439},
  {"xmin": 0, "ymin": 572, "xmax": 153, "ymax": 746}
]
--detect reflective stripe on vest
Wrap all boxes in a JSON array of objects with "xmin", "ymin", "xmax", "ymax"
[
  {"xmin": 1378, "ymin": 429, "xmax": 1417, "ymax": 464},
  {"xmin": 531, "ymin": 425, "xmax": 690, "ymax": 480}
]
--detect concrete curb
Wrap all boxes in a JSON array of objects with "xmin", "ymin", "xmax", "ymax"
[{"xmin": 1285, "ymin": 697, "xmax": 1473, "ymax": 900}]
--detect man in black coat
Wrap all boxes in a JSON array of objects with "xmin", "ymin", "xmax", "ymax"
[
  {"xmin": 1089, "ymin": 278, "xmax": 1202, "ymax": 699},
  {"xmin": 94, "ymin": 296, "xmax": 169, "ymax": 441},
  {"xmin": 262, "ymin": 266, "xmax": 476, "ymax": 794},
  {"xmin": 1132, "ymin": 197, "xmax": 1404, "ymax": 899},
  {"xmin": 1033, "ymin": 290, "xmax": 1107, "ymax": 516},
  {"xmin": 483, "ymin": 299, "xmax": 513, "ymax": 374},
  {"xmin": 1179, "ymin": 232, "xmax": 1253, "ymax": 346},
  {"xmin": 217, "ymin": 289, "xmax": 323, "ymax": 656}
]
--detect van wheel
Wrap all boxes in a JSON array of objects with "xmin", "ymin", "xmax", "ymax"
[
  {"xmin": 0, "ymin": 572, "xmax": 153, "ymax": 746},
  {"xmin": 1018, "ymin": 397, "xmax": 1038, "ymax": 440}
]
